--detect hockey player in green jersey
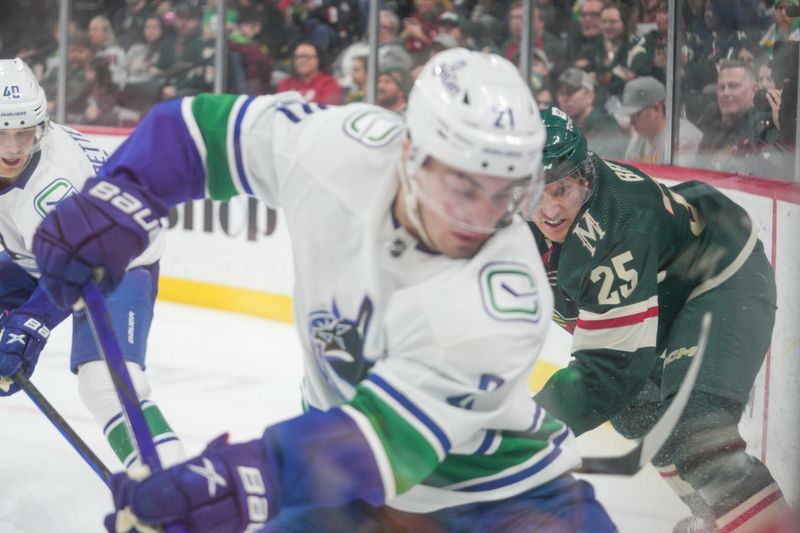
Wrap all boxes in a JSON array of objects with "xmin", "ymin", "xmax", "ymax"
[{"xmin": 527, "ymin": 106, "xmax": 793, "ymax": 533}]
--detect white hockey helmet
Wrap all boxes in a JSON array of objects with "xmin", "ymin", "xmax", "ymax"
[
  {"xmin": 406, "ymin": 48, "xmax": 544, "ymax": 179},
  {"xmin": 0, "ymin": 58, "xmax": 50, "ymax": 156},
  {"xmin": 402, "ymin": 48, "xmax": 545, "ymax": 238}
]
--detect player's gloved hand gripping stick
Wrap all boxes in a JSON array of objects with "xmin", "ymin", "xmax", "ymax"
[
  {"xmin": 577, "ymin": 312, "xmax": 711, "ymax": 476},
  {"xmin": 81, "ymin": 281, "xmax": 186, "ymax": 533},
  {"xmin": 0, "ymin": 306, "xmax": 112, "ymax": 486}
]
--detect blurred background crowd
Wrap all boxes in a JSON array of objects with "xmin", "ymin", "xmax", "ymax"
[{"xmin": 0, "ymin": 0, "xmax": 797, "ymax": 179}]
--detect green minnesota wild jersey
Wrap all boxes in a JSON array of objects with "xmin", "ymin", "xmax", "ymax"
[{"xmin": 530, "ymin": 157, "xmax": 758, "ymax": 435}]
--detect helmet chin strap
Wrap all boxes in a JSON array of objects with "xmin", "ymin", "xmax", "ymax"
[{"xmin": 397, "ymin": 156, "xmax": 437, "ymax": 250}]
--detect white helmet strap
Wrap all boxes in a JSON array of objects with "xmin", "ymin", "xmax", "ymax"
[{"xmin": 397, "ymin": 159, "xmax": 436, "ymax": 251}]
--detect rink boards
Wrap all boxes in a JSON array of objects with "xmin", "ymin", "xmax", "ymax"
[{"xmin": 84, "ymin": 129, "xmax": 800, "ymax": 506}]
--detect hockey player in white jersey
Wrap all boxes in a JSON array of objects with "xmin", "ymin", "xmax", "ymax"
[
  {"xmin": 33, "ymin": 49, "xmax": 615, "ymax": 531},
  {"xmin": 0, "ymin": 58, "xmax": 185, "ymax": 469}
]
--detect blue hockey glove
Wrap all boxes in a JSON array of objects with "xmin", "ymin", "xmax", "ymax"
[
  {"xmin": 105, "ymin": 434, "xmax": 277, "ymax": 533},
  {"xmin": 32, "ymin": 178, "xmax": 167, "ymax": 309},
  {"xmin": 0, "ymin": 310, "xmax": 51, "ymax": 396}
]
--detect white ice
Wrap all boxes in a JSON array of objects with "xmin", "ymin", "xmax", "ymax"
[{"xmin": 0, "ymin": 301, "xmax": 688, "ymax": 532}]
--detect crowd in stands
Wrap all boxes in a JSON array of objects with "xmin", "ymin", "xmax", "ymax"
[{"xmin": 0, "ymin": 0, "xmax": 797, "ymax": 179}]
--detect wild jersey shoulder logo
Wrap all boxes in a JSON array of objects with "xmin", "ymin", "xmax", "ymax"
[
  {"xmin": 479, "ymin": 261, "xmax": 541, "ymax": 323},
  {"xmin": 34, "ymin": 178, "xmax": 79, "ymax": 218},
  {"xmin": 308, "ymin": 297, "xmax": 374, "ymax": 389},
  {"xmin": 572, "ymin": 211, "xmax": 606, "ymax": 257},
  {"xmin": 343, "ymin": 108, "xmax": 406, "ymax": 147}
]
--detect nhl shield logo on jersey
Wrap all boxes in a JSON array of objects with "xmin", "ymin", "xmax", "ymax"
[
  {"xmin": 34, "ymin": 178, "xmax": 79, "ymax": 218},
  {"xmin": 479, "ymin": 261, "xmax": 541, "ymax": 323}
]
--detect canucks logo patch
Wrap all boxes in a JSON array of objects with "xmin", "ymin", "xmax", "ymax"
[
  {"xmin": 34, "ymin": 178, "xmax": 78, "ymax": 218},
  {"xmin": 343, "ymin": 109, "xmax": 405, "ymax": 147},
  {"xmin": 479, "ymin": 261, "xmax": 541, "ymax": 323}
]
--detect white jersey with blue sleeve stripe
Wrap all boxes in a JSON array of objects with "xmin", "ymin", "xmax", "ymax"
[{"xmin": 99, "ymin": 92, "xmax": 580, "ymax": 512}]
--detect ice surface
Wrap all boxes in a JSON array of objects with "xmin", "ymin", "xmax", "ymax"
[{"xmin": 0, "ymin": 302, "xmax": 686, "ymax": 532}]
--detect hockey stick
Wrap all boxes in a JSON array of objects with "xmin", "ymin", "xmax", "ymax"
[
  {"xmin": 81, "ymin": 281, "xmax": 186, "ymax": 533},
  {"xmin": 577, "ymin": 312, "xmax": 711, "ymax": 475},
  {"xmin": 0, "ymin": 371, "xmax": 112, "ymax": 486}
]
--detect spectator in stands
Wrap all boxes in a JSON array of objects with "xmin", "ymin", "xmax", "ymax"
[
  {"xmin": 228, "ymin": 9, "xmax": 273, "ymax": 95},
  {"xmin": 401, "ymin": 0, "xmax": 442, "ymax": 64},
  {"xmin": 753, "ymin": 60, "xmax": 784, "ymax": 143},
  {"xmin": 533, "ymin": 0, "xmax": 562, "ymax": 32},
  {"xmin": 582, "ymin": 2, "xmax": 647, "ymax": 99},
  {"xmin": 757, "ymin": 57, "xmax": 777, "ymax": 91},
  {"xmin": 641, "ymin": 0, "xmax": 668, "ymax": 83},
  {"xmin": 759, "ymin": 0, "xmax": 800, "ymax": 56},
  {"xmin": 501, "ymin": 1, "xmax": 526, "ymax": 62},
  {"xmin": 203, "ymin": 0, "xmax": 239, "ymax": 36},
  {"xmin": 113, "ymin": 0, "xmax": 157, "ymax": 51},
  {"xmin": 253, "ymin": 0, "xmax": 293, "ymax": 61},
  {"xmin": 379, "ymin": 10, "xmax": 414, "ymax": 71},
  {"xmin": 696, "ymin": 59, "xmax": 780, "ymax": 174},
  {"xmin": 566, "ymin": 0, "xmax": 604, "ymax": 69},
  {"xmin": 633, "ymin": 0, "xmax": 662, "ymax": 25},
  {"xmin": 462, "ymin": 0, "xmax": 510, "ymax": 50},
  {"xmin": 502, "ymin": 1, "xmax": 565, "ymax": 74},
  {"xmin": 332, "ymin": 9, "xmax": 413, "ymax": 99},
  {"xmin": 344, "ymin": 54, "xmax": 367, "ymax": 103},
  {"xmin": 684, "ymin": 0, "xmax": 754, "ymax": 94},
  {"xmin": 437, "ymin": 11, "xmax": 477, "ymax": 50},
  {"xmin": 617, "ymin": 76, "xmax": 702, "ymax": 166},
  {"xmin": 277, "ymin": 40, "xmax": 342, "ymax": 105},
  {"xmin": 288, "ymin": 0, "xmax": 347, "ymax": 57},
  {"xmin": 429, "ymin": 33, "xmax": 459, "ymax": 54},
  {"xmin": 124, "ymin": 15, "xmax": 175, "ymax": 113},
  {"xmin": 0, "ymin": 0, "xmax": 57, "ymax": 61},
  {"xmin": 42, "ymin": 31, "xmax": 93, "ymax": 119},
  {"xmin": 36, "ymin": 19, "xmax": 79, "ymax": 85},
  {"xmin": 12, "ymin": 11, "xmax": 59, "ymax": 81},
  {"xmin": 161, "ymin": 4, "xmax": 212, "ymax": 100},
  {"xmin": 556, "ymin": 67, "xmax": 627, "ymax": 158},
  {"xmin": 534, "ymin": 83, "xmax": 555, "ymax": 111},
  {"xmin": 80, "ymin": 57, "xmax": 139, "ymax": 126},
  {"xmin": 88, "ymin": 15, "xmax": 128, "ymax": 88},
  {"xmin": 529, "ymin": 48, "xmax": 553, "ymax": 92},
  {"xmin": 332, "ymin": 41, "xmax": 369, "ymax": 97},
  {"xmin": 376, "ymin": 66, "xmax": 412, "ymax": 115}
]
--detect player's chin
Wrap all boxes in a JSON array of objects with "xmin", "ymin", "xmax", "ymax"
[{"xmin": 439, "ymin": 231, "xmax": 489, "ymax": 259}]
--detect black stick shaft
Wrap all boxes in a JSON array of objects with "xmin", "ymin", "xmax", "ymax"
[{"xmin": 15, "ymin": 371, "xmax": 112, "ymax": 485}]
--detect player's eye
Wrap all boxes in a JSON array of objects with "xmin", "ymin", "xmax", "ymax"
[{"xmin": 442, "ymin": 173, "xmax": 480, "ymax": 201}]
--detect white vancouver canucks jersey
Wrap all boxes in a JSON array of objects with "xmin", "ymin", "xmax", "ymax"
[{"xmin": 131, "ymin": 92, "xmax": 580, "ymax": 512}]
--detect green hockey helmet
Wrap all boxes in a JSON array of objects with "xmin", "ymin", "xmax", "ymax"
[{"xmin": 539, "ymin": 106, "xmax": 592, "ymax": 183}]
